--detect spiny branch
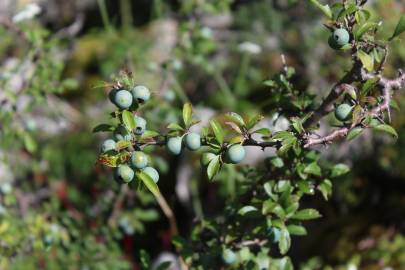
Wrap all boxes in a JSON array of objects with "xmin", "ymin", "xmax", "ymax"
[{"xmin": 304, "ymin": 70, "xmax": 405, "ymax": 148}]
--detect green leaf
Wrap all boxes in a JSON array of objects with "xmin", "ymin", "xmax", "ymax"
[
  {"xmin": 115, "ymin": 140, "xmax": 131, "ymax": 150},
  {"xmin": 275, "ymin": 180, "xmax": 291, "ymax": 193},
  {"xmin": 23, "ymin": 133, "xmax": 37, "ymax": 153},
  {"xmin": 309, "ymin": 0, "xmax": 332, "ymax": 19},
  {"xmin": 330, "ymin": 163, "xmax": 350, "ymax": 178},
  {"xmin": 272, "ymin": 131, "xmax": 295, "ymax": 141},
  {"xmin": 354, "ymin": 22, "xmax": 378, "ymax": 40},
  {"xmin": 207, "ymin": 156, "xmax": 220, "ymax": 180},
  {"xmin": 225, "ymin": 112, "xmax": 246, "ymax": 127},
  {"xmin": 210, "ymin": 120, "xmax": 224, "ymax": 145},
  {"xmin": 155, "ymin": 262, "xmax": 172, "ymax": 270},
  {"xmin": 238, "ymin": 205, "xmax": 258, "ymax": 216},
  {"xmin": 136, "ymin": 171, "xmax": 160, "ymax": 197},
  {"xmin": 357, "ymin": 50, "xmax": 374, "ymax": 72},
  {"xmin": 122, "ymin": 110, "xmax": 135, "ymax": 130},
  {"xmin": 253, "ymin": 128, "xmax": 271, "ymax": 136},
  {"xmin": 317, "ymin": 179, "xmax": 332, "ymax": 200},
  {"xmin": 167, "ymin": 123, "xmax": 184, "ymax": 131},
  {"xmin": 390, "ymin": 15, "xmax": 405, "ymax": 40},
  {"xmin": 225, "ymin": 121, "xmax": 243, "ymax": 134},
  {"xmin": 182, "ymin": 103, "xmax": 193, "ymax": 127},
  {"xmin": 92, "ymin": 123, "xmax": 115, "ymax": 133},
  {"xmin": 139, "ymin": 249, "xmax": 151, "ymax": 270},
  {"xmin": 270, "ymin": 157, "xmax": 284, "ymax": 168},
  {"xmin": 303, "ymin": 162, "xmax": 321, "ymax": 177},
  {"xmin": 246, "ymin": 114, "xmax": 264, "ymax": 130},
  {"xmin": 337, "ymin": 3, "xmax": 357, "ymax": 20},
  {"xmin": 287, "ymin": 225, "xmax": 307, "ymax": 236},
  {"xmin": 292, "ymin": 209, "xmax": 322, "ymax": 220},
  {"xmin": 141, "ymin": 130, "xmax": 159, "ymax": 139},
  {"xmin": 347, "ymin": 127, "xmax": 363, "ymax": 141},
  {"xmin": 279, "ymin": 227, "xmax": 291, "ymax": 255},
  {"xmin": 374, "ymin": 124, "xmax": 398, "ymax": 139}
]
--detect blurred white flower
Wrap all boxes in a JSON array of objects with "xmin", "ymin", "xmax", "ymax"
[
  {"xmin": 12, "ymin": 3, "xmax": 41, "ymax": 23},
  {"xmin": 238, "ymin": 41, "xmax": 262, "ymax": 55}
]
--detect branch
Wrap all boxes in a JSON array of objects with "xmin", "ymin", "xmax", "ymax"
[
  {"xmin": 304, "ymin": 63, "xmax": 362, "ymax": 128},
  {"xmin": 135, "ymin": 135, "xmax": 278, "ymax": 150},
  {"xmin": 304, "ymin": 69, "xmax": 405, "ymax": 148}
]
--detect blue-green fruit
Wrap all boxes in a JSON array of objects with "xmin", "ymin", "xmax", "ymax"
[
  {"xmin": 132, "ymin": 85, "xmax": 151, "ymax": 104},
  {"xmin": 114, "ymin": 90, "xmax": 133, "ymax": 109},
  {"xmin": 108, "ymin": 89, "xmax": 118, "ymax": 103},
  {"xmin": 134, "ymin": 116, "xmax": 146, "ymax": 135},
  {"xmin": 114, "ymin": 125, "xmax": 132, "ymax": 141},
  {"xmin": 142, "ymin": 167, "xmax": 159, "ymax": 183},
  {"xmin": 117, "ymin": 164, "xmax": 135, "ymax": 183},
  {"xmin": 334, "ymin": 103, "xmax": 353, "ymax": 121},
  {"xmin": 328, "ymin": 35, "xmax": 341, "ymax": 50},
  {"xmin": 201, "ymin": 152, "xmax": 216, "ymax": 166},
  {"xmin": 222, "ymin": 249, "xmax": 237, "ymax": 265},
  {"xmin": 225, "ymin": 144, "xmax": 246, "ymax": 164},
  {"xmin": 166, "ymin": 137, "xmax": 183, "ymax": 155},
  {"xmin": 184, "ymin": 132, "xmax": 201, "ymax": 151},
  {"xmin": 332, "ymin": 28, "xmax": 350, "ymax": 47},
  {"xmin": 131, "ymin": 151, "xmax": 148, "ymax": 169},
  {"xmin": 101, "ymin": 139, "xmax": 116, "ymax": 152}
]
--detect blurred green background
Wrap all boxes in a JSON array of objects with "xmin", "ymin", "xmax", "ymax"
[{"xmin": 0, "ymin": 0, "xmax": 404, "ymax": 269}]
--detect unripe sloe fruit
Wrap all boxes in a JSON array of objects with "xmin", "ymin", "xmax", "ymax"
[
  {"xmin": 114, "ymin": 125, "xmax": 132, "ymax": 141},
  {"xmin": 331, "ymin": 28, "xmax": 350, "ymax": 47},
  {"xmin": 131, "ymin": 151, "xmax": 148, "ymax": 169},
  {"xmin": 108, "ymin": 89, "xmax": 118, "ymax": 103},
  {"xmin": 117, "ymin": 164, "xmax": 135, "ymax": 183},
  {"xmin": 142, "ymin": 166, "xmax": 159, "ymax": 183},
  {"xmin": 134, "ymin": 116, "xmax": 147, "ymax": 135},
  {"xmin": 167, "ymin": 136, "xmax": 183, "ymax": 155},
  {"xmin": 132, "ymin": 85, "xmax": 151, "ymax": 104},
  {"xmin": 222, "ymin": 249, "xmax": 237, "ymax": 265},
  {"xmin": 334, "ymin": 103, "xmax": 353, "ymax": 121},
  {"xmin": 114, "ymin": 90, "xmax": 133, "ymax": 109},
  {"xmin": 225, "ymin": 144, "xmax": 246, "ymax": 164},
  {"xmin": 328, "ymin": 36, "xmax": 341, "ymax": 50},
  {"xmin": 101, "ymin": 139, "xmax": 116, "ymax": 152},
  {"xmin": 201, "ymin": 152, "xmax": 216, "ymax": 166},
  {"xmin": 184, "ymin": 132, "xmax": 201, "ymax": 151}
]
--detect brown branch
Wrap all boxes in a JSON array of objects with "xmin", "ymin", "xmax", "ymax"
[
  {"xmin": 304, "ymin": 127, "xmax": 349, "ymax": 148},
  {"xmin": 304, "ymin": 69, "xmax": 405, "ymax": 148},
  {"xmin": 304, "ymin": 63, "xmax": 362, "ymax": 129},
  {"xmin": 155, "ymin": 193, "xmax": 188, "ymax": 270}
]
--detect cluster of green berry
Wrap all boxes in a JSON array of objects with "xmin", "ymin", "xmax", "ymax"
[
  {"xmin": 100, "ymin": 83, "xmax": 250, "ymax": 186},
  {"xmin": 101, "ymin": 85, "xmax": 159, "ymax": 184}
]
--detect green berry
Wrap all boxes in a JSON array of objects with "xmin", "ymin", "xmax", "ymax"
[
  {"xmin": 134, "ymin": 116, "xmax": 146, "ymax": 135},
  {"xmin": 131, "ymin": 151, "xmax": 148, "ymax": 169},
  {"xmin": 334, "ymin": 103, "xmax": 353, "ymax": 121},
  {"xmin": 328, "ymin": 35, "xmax": 341, "ymax": 50},
  {"xmin": 201, "ymin": 152, "xmax": 216, "ymax": 166},
  {"xmin": 142, "ymin": 166, "xmax": 159, "ymax": 183},
  {"xmin": 108, "ymin": 89, "xmax": 118, "ymax": 103},
  {"xmin": 116, "ymin": 164, "xmax": 135, "ymax": 183},
  {"xmin": 114, "ymin": 90, "xmax": 133, "ymax": 109},
  {"xmin": 222, "ymin": 249, "xmax": 237, "ymax": 265},
  {"xmin": 225, "ymin": 145, "xmax": 246, "ymax": 164},
  {"xmin": 114, "ymin": 125, "xmax": 132, "ymax": 141},
  {"xmin": 184, "ymin": 132, "xmax": 201, "ymax": 151},
  {"xmin": 132, "ymin": 85, "xmax": 151, "ymax": 104},
  {"xmin": 332, "ymin": 28, "xmax": 350, "ymax": 47},
  {"xmin": 166, "ymin": 137, "xmax": 183, "ymax": 155},
  {"xmin": 101, "ymin": 139, "xmax": 116, "ymax": 152}
]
